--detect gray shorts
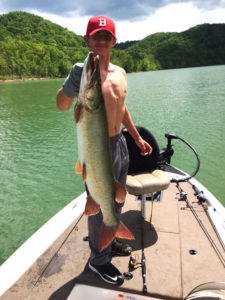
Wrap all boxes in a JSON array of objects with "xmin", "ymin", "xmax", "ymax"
[
  {"xmin": 86, "ymin": 130, "xmax": 129, "ymax": 193},
  {"xmin": 87, "ymin": 131, "xmax": 129, "ymax": 265},
  {"xmin": 109, "ymin": 130, "xmax": 129, "ymax": 187}
]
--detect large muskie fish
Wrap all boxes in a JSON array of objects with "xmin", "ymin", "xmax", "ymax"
[{"xmin": 74, "ymin": 52, "xmax": 134, "ymax": 252}]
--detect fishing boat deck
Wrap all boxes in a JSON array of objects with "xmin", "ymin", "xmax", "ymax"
[{"xmin": 2, "ymin": 181, "xmax": 225, "ymax": 300}]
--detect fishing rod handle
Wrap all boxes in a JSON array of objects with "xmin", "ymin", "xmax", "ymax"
[{"xmin": 142, "ymin": 253, "xmax": 147, "ymax": 293}]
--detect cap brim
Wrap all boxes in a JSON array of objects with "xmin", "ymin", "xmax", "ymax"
[{"xmin": 89, "ymin": 28, "xmax": 117, "ymax": 42}]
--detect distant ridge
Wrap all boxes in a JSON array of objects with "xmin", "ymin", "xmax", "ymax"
[
  {"xmin": 0, "ymin": 11, "xmax": 88, "ymax": 79},
  {"xmin": 0, "ymin": 11, "xmax": 225, "ymax": 79},
  {"xmin": 124, "ymin": 24, "xmax": 225, "ymax": 72}
]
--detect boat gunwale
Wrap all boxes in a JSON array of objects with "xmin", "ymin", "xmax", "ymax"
[{"xmin": 0, "ymin": 192, "xmax": 87, "ymax": 296}]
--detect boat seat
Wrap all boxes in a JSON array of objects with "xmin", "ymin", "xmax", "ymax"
[
  {"xmin": 122, "ymin": 127, "xmax": 170, "ymax": 217},
  {"xmin": 126, "ymin": 169, "xmax": 170, "ymax": 196}
]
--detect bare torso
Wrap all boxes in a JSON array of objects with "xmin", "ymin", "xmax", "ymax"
[
  {"xmin": 100, "ymin": 63, "xmax": 127, "ymax": 137},
  {"xmin": 57, "ymin": 30, "xmax": 152, "ymax": 156}
]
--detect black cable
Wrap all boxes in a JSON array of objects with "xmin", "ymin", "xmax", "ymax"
[{"xmin": 165, "ymin": 133, "xmax": 200, "ymax": 182}]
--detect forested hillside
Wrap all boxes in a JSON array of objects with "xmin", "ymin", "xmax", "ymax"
[
  {"xmin": 0, "ymin": 11, "xmax": 88, "ymax": 79},
  {"xmin": 125, "ymin": 24, "xmax": 225, "ymax": 72},
  {"xmin": 0, "ymin": 11, "xmax": 225, "ymax": 79}
]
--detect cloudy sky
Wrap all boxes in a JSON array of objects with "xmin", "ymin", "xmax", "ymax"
[{"xmin": 0, "ymin": 0, "xmax": 225, "ymax": 42}]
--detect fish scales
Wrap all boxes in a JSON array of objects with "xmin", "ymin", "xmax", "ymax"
[
  {"xmin": 75, "ymin": 52, "xmax": 134, "ymax": 251},
  {"xmin": 77, "ymin": 99, "xmax": 116, "ymax": 226}
]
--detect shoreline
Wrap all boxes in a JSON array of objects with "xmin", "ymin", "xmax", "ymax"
[{"xmin": 0, "ymin": 77, "xmax": 64, "ymax": 82}]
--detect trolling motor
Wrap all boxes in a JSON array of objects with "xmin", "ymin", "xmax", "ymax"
[
  {"xmin": 158, "ymin": 133, "xmax": 176, "ymax": 165},
  {"xmin": 158, "ymin": 133, "xmax": 200, "ymax": 182}
]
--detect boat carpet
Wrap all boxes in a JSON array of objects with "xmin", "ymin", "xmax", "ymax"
[{"xmin": 2, "ymin": 182, "xmax": 224, "ymax": 300}]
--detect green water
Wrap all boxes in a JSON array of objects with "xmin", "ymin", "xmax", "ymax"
[{"xmin": 0, "ymin": 65, "xmax": 225, "ymax": 264}]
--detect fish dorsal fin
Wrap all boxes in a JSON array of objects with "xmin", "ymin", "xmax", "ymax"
[
  {"xmin": 115, "ymin": 180, "xmax": 127, "ymax": 203},
  {"xmin": 99, "ymin": 225, "xmax": 117, "ymax": 252}
]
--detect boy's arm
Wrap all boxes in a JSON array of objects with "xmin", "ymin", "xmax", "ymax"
[
  {"xmin": 56, "ymin": 88, "xmax": 74, "ymax": 111},
  {"xmin": 56, "ymin": 63, "xmax": 83, "ymax": 111},
  {"xmin": 122, "ymin": 106, "xmax": 152, "ymax": 156}
]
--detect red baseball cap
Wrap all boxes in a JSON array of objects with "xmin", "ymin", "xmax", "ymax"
[{"xmin": 86, "ymin": 15, "xmax": 117, "ymax": 42}]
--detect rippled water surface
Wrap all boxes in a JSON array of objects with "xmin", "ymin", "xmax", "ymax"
[{"xmin": 0, "ymin": 65, "xmax": 225, "ymax": 264}]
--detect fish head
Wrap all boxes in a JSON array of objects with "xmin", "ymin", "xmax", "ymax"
[{"xmin": 80, "ymin": 52, "xmax": 103, "ymax": 111}]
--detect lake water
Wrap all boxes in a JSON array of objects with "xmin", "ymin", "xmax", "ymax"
[{"xmin": 0, "ymin": 65, "xmax": 225, "ymax": 264}]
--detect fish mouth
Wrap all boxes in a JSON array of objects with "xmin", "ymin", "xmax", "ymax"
[
  {"xmin": 87, "ymin": 52, "xmax": 97, "ymax": 74},
  {"xmin": 85, "ymin": 52, "xmax": 99, "ymax": 82},
  {"xmin": 83, "ymin": 53, "xmax": 102, "ymax": 110}
]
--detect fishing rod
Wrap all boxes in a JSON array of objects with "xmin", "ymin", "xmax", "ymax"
[
  {"xmin": 141, "ymin": 219, "xmax": 147, "ymax": 293},
  {"xmin": 192, "ymin": 184, "xmax": 225, "ymax": 252},
  {"xmin": 141, "ymin": 195, "xmax": 147, "ymax": 294},
  {"xmin": 187, "ymin": 197, "xmax": 225, "ymax": 267},
  {"xmin": 127, "ymin": 201, "xmax": 147, "ymax": 294},
  {"xmin": 128, "ymin": 196, "xmax": 148, "ymax": 293},
  {"xmin": 176, "ymin": 182, "xmax": 225, "ymax": 267}
]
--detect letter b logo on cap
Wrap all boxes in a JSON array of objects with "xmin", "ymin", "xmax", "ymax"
[{"xmin": 99, "ymin": 18, "xmax": 106, "ymax": 26}]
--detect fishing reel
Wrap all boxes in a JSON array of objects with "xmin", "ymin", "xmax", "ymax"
[{"xmin": 128, "ymin": 252, "xmax": 138, "ymax": 271}]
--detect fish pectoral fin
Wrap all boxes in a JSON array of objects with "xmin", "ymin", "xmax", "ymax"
[
  {"xmin": 74, "ymin": 101, "xmax": 83, "ymax": 123},
  {"xmin": 84, "ymin": 195, "xmax": 100, "ymax": 216},
  {"xmin": 82, "ymin": 163, "xmax": 87, "ymax": 182},
  {"xmin": 99, "ymin": 221, "xmax": 135, "ymax": 252},
  {"xmin": 116, "ymin": 221, "xmax": 135, "ymax": 240},
  {"xmin": 115, "ymin": 180, "xmax": 127, "ymax": 203},
  {"xmin": 75, "ymin": 159, "xmax": 83, "ymax": 174}
]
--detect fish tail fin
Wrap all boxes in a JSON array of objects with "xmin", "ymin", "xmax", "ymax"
[
  {"xmin": 115, "ymin": 180, "xmax": 126, "ymax": 203},
  {"xmin": 116, "ymin": 221, "xmax": 135, "ymax": 240},
  {"xmin": 99, "ymin": 221, "xmax": 135, "ymax": 252},
  {"xmin": 99, "ymin": 225, "xmax": 117, "ymax": 253}
]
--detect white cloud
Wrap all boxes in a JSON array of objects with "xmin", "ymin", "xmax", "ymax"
[
  {"xmin": 12, "ymin": 2, "xmax": 225, "ymax": 42},
  {"xmin": 115, "ymin": 2, "xmax": 225, "ymax": 42},
  {"xmin": 31, "ymin": 10, "xmax": 90, "ymax": 36}
]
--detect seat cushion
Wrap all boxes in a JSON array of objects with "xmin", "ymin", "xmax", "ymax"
[{"xmin": 126, "ymin": 170, "xmax": 170, "ymax": 196}]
